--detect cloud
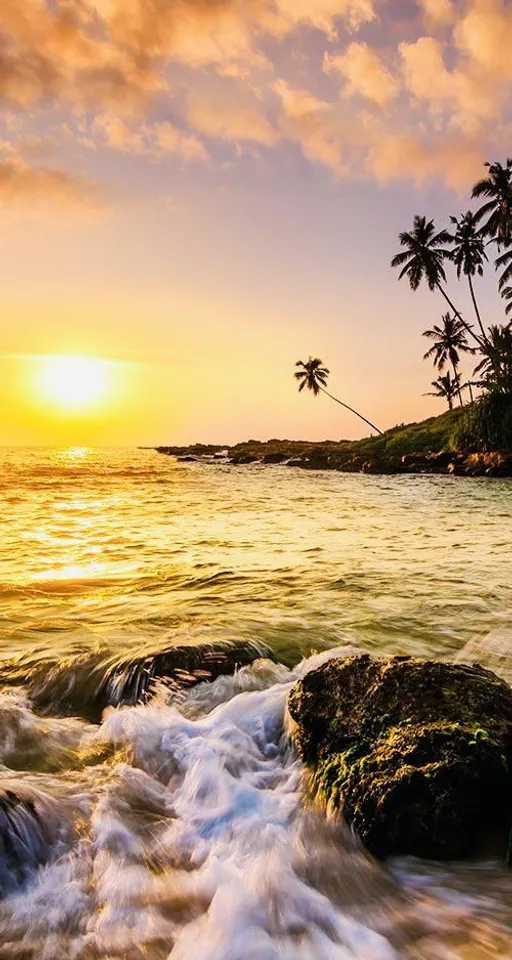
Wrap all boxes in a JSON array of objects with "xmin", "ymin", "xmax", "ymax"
[
  {"xmin": 418, "ymin": 0, "xmax": 456, "ymax": 27},
  {"xmin": 187, "ymin": 102, "xmax": 278, "ymax": 145},
  {"xmin": 2, "ymin": 0, "xmax": 512, "ymax": 195},
  {"xmin": 91, "ymin": 114, "xmax": 208, "ymax": 162},
  {"xmin": 0, "ymin": 153, "xmax": 101, "ymax": 208},
  {"xmin": 399, "ymin": 30, "xmax": 502, "ymax": 132},
  {"xmin": 275, "ymin": 80, "xmax": 346, "ymax": 175},
  {"xmin": 366, "ymin": 134, "xmax": 486, "ymax": 191},
  {"xmin": 324, "ymin": 43, "xmax": 399, "ymax": 106}
]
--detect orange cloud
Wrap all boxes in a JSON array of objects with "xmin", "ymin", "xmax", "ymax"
[
  {"xmin": 324, "ymin": 43, "xmax": 399, "ymax": 106},
  {"xmin": 275, "ymin": 80, "xmax": 346, "ymax": 175},
  {"xmin": 0, "ymin": 153, "xmax": 101, "ymax": 207},
  {"xmin": 91, "ymin": 114, "xmax": 208, "ymax": 162},
  {"xmin": 366, "ymin": 134, "xmax": 486, "ymax": 191},
  {"xmin": 188, "ymin": 101, "xmax": 278, "ymax": 145}
]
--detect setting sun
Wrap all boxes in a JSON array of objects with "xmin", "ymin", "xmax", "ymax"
[{"xmin": 37, "ymin": 356, "xmax": 111, "ymax": 413}]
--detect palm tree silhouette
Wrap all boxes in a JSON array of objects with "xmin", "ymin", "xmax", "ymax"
[
  {"xmin": 472, "ymin": 159, "xmax": 512, "ymax": 246},
  {"xmin": 448, "ymin": 211, "xmax": 488, "ymax": 342},
  {"xmin": 294, "ymin": 358, "xmax": 383, "ymax": 434},
  {"xmin": 424, "ymin": 372, "xmax": 460, "ymax": 411},
  {"xmin": 391, "ymin": 215, "xmax": 483, "ymax": 349},
  {"xmin": 423, "ymin": 313, "xmax": 474, "ymax": 407},
  {"xmin": 473, "ymin": 323, "xmax": 512, "ymax": 393}
]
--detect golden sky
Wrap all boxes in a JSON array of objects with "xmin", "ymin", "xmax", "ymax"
[{"xmin": 0, "ymin": 0, "xmax": 510, "ymax": 445}]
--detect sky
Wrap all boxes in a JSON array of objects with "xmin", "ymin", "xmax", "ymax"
[{"xmin": 0, "ymin": 0, "xmax": 511, "ymax": 446}]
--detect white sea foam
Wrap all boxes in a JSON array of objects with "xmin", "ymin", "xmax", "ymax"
[{"xmin": 0, "ymin": 655, "xmax": 510, "ymax": 959}]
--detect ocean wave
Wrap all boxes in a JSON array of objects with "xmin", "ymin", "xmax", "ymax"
[
  {"xmin": 0, "ymin": 639, "xmax": 276, "ymax": 722},
  {"xmin": 0, "ymin": 651, "xmax": 509, "ymax": 958}
]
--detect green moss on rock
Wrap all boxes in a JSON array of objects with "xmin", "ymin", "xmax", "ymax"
[{"xmin": 288, "ymin": 655, "xmax": 512, "ymax": 860}]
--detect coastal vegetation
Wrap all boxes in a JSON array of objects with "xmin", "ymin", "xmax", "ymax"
[{"xmin": 392, "ymin": 157, "xmax": 512, "ymax": 446}]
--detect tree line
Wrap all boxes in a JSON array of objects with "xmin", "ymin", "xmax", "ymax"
[
  {"xmin": 392, "ymin": 159, "xmax": 512, "ymax": 411},
  {"xmin": 294, "ymin": 159, "xmax": 512, "ymax": 448}
]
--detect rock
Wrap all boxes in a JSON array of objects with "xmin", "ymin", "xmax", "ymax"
[
  {"xmin": 263, "ymin": 452, "xmax": 289, "ymax": 463},
  {"xmin": 361, "ymin": 459, "xmax": 403, "ymax": 475},
  {"xmin": 288, "ymin": 655, "xmax": 512, "ymax": 860},
  {"xmin": 231, "ymin": 454, "xmax": 260, "ymax": 464}
]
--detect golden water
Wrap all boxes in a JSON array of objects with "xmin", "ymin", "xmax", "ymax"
[{"xmin": 0, "ymin": 447, "xmax": 510, "ymax": 959}]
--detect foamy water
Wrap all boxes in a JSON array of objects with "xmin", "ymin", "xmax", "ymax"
[{"xmin": 0, "ymin": 448, "xmax": 511, "ymax": 958}]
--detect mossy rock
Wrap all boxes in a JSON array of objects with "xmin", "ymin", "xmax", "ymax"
[{"xmin": 288, "ymin": 655, "xmax": 512, "ymax": 859}]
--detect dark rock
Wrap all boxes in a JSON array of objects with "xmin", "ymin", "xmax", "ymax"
[
  {"xmin": 426, "ymin": 451, "xmax": 453, "ymax": 468},
  {"xmin": 232, "ymin": 454, "xmax": 260, "ymax": 464},
  {"xmin": 288, "ymin": 655, "xmax": 512, "ymax": 860},
  {"xmin": 361, "ymin": 459, "xmax": 404, "ymax": 475},
  {"xmin": 177, "ymin": 455, "xmax": 200, "ymax": 462},
  {"xmin": 263, "ymin": 452, "xmax": 289, "ymax": 464}
]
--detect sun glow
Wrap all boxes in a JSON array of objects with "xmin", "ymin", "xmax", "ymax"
[{"xmin": 37, "ymin": 355, "xmax": 112, "ymax": 413}]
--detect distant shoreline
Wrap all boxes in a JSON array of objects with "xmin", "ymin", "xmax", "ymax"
[{"xmin": 154, "ymin": 408, "xmax": 512, "ymax": 479}]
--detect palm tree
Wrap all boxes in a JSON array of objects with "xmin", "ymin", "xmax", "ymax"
[
  {"xmin": 472, "ymin": 159, "xmax": 512, "ymax": 246},
  {"xmin": 423, "ymin": 313, "xmax": 474, "ymax": 406},
  {"xmin": 391, "ymin": 215, "xmax": 483, "ymax": 349},
  {"xmin": 294, "ymin": 358, "xmax": 383, "ymax": 434},
  {"xmin": 424, "ymin": 372, "xmax": 460, "ymax": 411},
  {"xmin": 448, "ymin": 211, "xmax": 488, "ymax": 341},
  {"xmin": 500, "ymin": 285, "xmax": 512, "ymax": 317},
  {"xmin": 473, "ymin": 323, "xmax": 512, "ymax": 394}
]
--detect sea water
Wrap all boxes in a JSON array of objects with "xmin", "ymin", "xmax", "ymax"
[{"xmin": 0, "ymin": 447, "xmax": 511, "ymax": 958}]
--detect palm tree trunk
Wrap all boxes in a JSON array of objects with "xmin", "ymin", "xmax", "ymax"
[
  {"xmin": 452, "ymin": 363, "xmax": 464, "ymax": 407},
  {"xmin": 467, "ymin": 274, "xmax": 488, "ymax": 344},
  {"xmin": 434, "ymin": 281, "xmax": 485, "ymax": 349},
  {"xmin": 319, "ymin": 387, "xmax": 383, "ymax": 435}
]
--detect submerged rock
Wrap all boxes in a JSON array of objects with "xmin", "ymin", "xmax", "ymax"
[{"xmin": 288, "ymin": 655, "xmax": 512, "ymax": 860}]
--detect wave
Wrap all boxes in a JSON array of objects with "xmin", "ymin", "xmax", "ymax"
[
  {"xmin": 0, "ymin": 648, "xmax": 509, "ymax": 958},
  {"xmin": 1, "ymin": 638, "xmax": 277, "ymax": 722}
]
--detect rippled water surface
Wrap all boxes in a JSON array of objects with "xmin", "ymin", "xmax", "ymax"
[
  {"xmin": 1, "ymin": 447, "xmax": 511, "ymax": 663},
  {"xmin": 0, "ymin": 447, "xmax": 511, "ymax": 959}
]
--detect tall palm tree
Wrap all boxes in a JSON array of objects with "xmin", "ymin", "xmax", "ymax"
[
  {"xmin": 424, "ymin": 372, "xmax": 460, "ymax": 411},
  {"xmin": 448, "ymin": 211, "xmax": 488, "ymax": 341},
  {"xmin": 294, "ymin": 358, "xmax": 383, "ymax": 434},
  {"xmin": 423, "ymin": 313, "xmax": 474, "ymax": 407},
  {"xmin": 391, "ymin": 215, "xmax": 483, "ymax": 349},
  {"xmin": 472, "ymin": 159, "xmax": 512, "ymax": 246}
]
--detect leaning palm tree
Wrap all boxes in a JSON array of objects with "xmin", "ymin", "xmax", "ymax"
[
  {"xmin": 423, "ymin": 313, "xmax": 474, "ymax": 406},
  {"xmin": 424, "ymin": 372, "xmax": 460, "ymax": 411},
  {"xmin": 391, "ymin": 215, "xmax": 483, "ymax": 349},
  {"xmin": 448, "ymin": 211, "xmax": 488, "ymax": 341},
  {"xmin": 294, "ymin": 358, "xmax": 383, "ymax": 434},
  {"xmin": 472, "ymin": 159, "xmax": 512, "ymax": 246}
]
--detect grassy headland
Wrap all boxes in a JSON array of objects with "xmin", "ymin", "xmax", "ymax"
[{"xmin": 155, "ymin": 405, "xmax": 512, "ymax": 477}]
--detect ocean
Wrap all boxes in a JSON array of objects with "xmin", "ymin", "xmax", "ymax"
[{"xmin": 0, "ymin": 447, "xmax": 511, "ymax": 958}]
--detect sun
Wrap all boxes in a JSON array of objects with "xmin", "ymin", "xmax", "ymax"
[{"xmin": 37, "ymin": 355, "xmax": 111, "ymax": 412}]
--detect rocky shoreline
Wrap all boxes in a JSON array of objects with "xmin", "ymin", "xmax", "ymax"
[{"xmin": 155, "ymin": 443, "xmax": 512, "ymax": 478}]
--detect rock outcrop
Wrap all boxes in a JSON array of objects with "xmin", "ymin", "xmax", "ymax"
[{"xmin": 288, "ymin": 655, "xmax": 512, "ymax": 860}]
